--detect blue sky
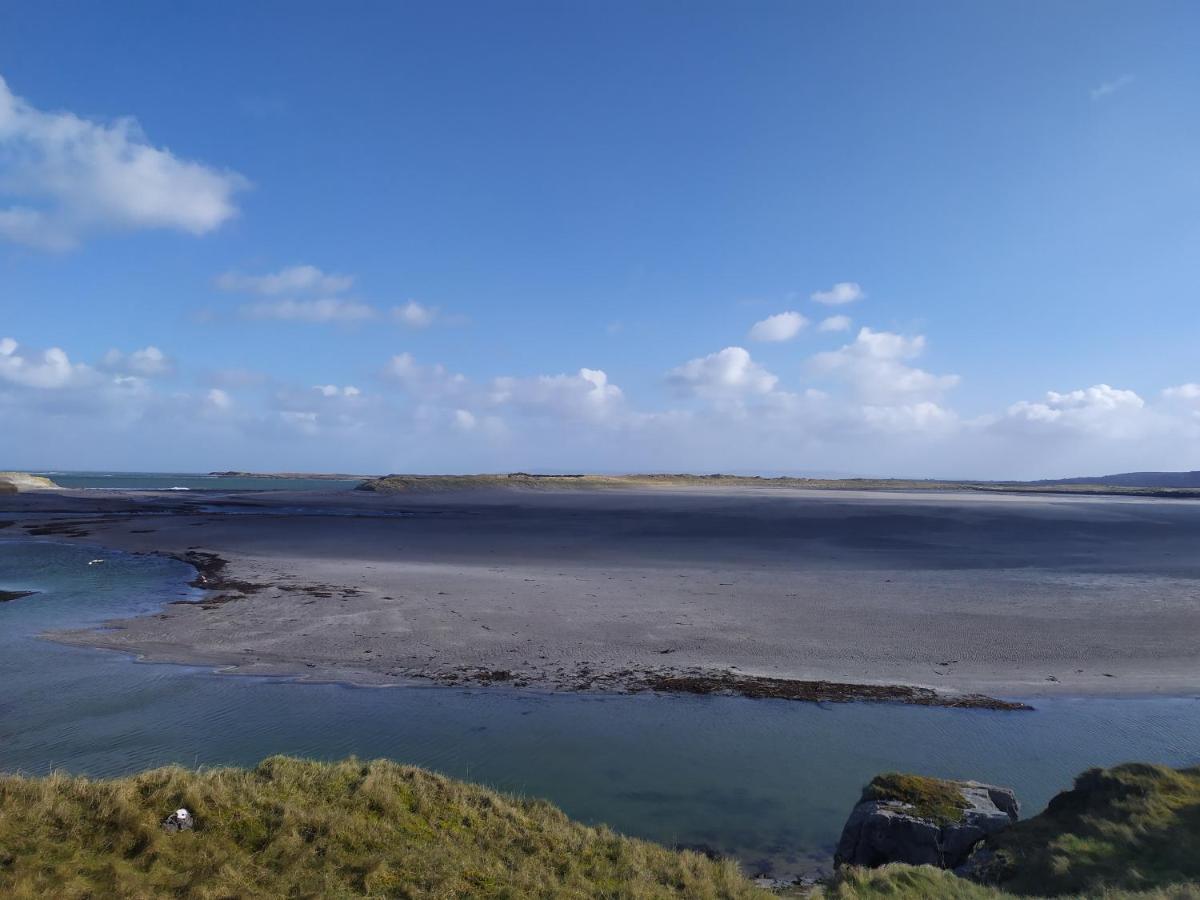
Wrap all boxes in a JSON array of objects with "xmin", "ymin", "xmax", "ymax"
[{"xmin": 2, "ymin": 1, "xmax": 1198, "ymax": 477}]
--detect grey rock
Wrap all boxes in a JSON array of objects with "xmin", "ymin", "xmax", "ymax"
[{"xmin": 834, "ymin": 780, "xmax": 1018, "ymax": 870}]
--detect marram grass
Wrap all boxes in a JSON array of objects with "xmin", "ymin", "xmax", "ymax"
[
  {"xmin": 0, "ymin": 756, "xmax": 767, "ymax": 899},
  {"xmin": 2, "ymin": 757, "xmax": 1199, "ymax": 899}
]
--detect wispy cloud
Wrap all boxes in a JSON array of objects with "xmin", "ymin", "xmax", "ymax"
[
  {"xmin": 218, "ymin": 265, "xmax": 457, "ymax": 328},
  {"xmin": 217, "ymin": 265, "xmax": 354, "ymax": 296},
  {"xmin": 1091, "ymin": 74, "xmax": 1134, "ymax": 101},
  {"xmin": 240, "ymin": 298, "xmax": 375, "ymax": 323}
]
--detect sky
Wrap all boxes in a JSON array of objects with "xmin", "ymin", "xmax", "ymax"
[{"xmin": 1, "ymin": 0, "xmax": 1199, "ymax": 478}]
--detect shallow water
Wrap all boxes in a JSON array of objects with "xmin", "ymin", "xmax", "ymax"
[
  {"xmin": 25, "ymin": 471, "xmax": 363, "ymax": 491},
  {"xmin": 2, "ymin": 540, "xmax": 1198, "ymax": 877}
]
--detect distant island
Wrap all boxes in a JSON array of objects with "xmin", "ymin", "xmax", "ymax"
[{"xmin": 207, "ymin": 471, "xmax": 367, "ymax": 480}]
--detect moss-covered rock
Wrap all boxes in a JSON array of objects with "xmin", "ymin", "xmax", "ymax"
[{"xmin": 835, "ymin": 773, "xmax": 1018, "ymax": 870}]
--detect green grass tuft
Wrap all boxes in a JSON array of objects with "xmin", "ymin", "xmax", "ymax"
[
  {"xmin": 0, "ymin": 756, "xmax": 768, "ymax": 899},
  {"xmin": 859, "ymin": 773, "xmax": 970, "ymax": 825},
  {"xmin": 978, "ymin": 763, "xmax": 1200, "ymax": 896}
]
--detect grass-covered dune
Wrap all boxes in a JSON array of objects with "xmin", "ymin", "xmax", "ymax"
[
  {"xmin": 0, "ymin": 756, "xmax": 766, "ymax": 899},
  {"xmin": 2, "ymin": 757, "xmax": 1197, "ymax": 899},
  {"xmin": 977, "ymin": 763, "xmax": 1200, "ymax": 896}
]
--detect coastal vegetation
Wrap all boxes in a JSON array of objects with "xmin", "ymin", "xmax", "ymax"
[
  {"xmin": 817, "ymin": 763, "xmax": 1200, "ymax": 898},
  {"xmin": 1, "ymin": 758, "xmax": 1197, "ymax": 898},
  {"xmin": 859, "ymin": 772, "xmax": 972, "ymax": 825},
  {"xmin": 0, "ymin": 756, "xmax": 764, "ymax": 899}
]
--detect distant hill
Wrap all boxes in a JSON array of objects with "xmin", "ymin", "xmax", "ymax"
[{"xmin": 1038, "ymin": 471, "xmax": 1200, "ymax": 488}]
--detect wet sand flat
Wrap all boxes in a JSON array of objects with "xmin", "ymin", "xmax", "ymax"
[{"xmin": 5, "ymin": 485, "xmax": 1200, "ymax": 699}]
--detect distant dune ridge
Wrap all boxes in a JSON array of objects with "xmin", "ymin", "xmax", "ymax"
[
  {"xmin": 355, "ymin": 471, "xmax": 1200, "ymax": 497},
  {"xmin": 1037, "ymin": 470, "xmax": 1200, "ymax": 488}
]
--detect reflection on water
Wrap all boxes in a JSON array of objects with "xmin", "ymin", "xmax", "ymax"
[{"xmin": 2, "ymin": 540, "xmax": 1198, "ymax": 877}]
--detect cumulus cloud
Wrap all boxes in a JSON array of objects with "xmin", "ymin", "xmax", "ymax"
[
  {"xmin": 819, "ymin": 315, "xmax": 852, "ymax": 333},
  {"xmin": 749, "ymin": 311, "xmax": 807, "ymax": 342},
  {"xmin": 1000, "ymin": 384, "xmax": 1147, "ymax": 436},
  {"xmin": 240, "ymin": 298, "xmax": 375, "ymax": 323},
  {"xmin": 0, "ymin": 75, "xmax": 247, "ymax": 250},
  {"xmin": 810, "ymin": 328, "xmax": 959, "ymax": 404},
  {"xmin": 393, "ymin": 300, "xmax": 438, "ymax": 328},
  {"xmin": 811, "ymin": 282, "xmax": 865, "ymax": 305},
  {"xmin": 0, "ymin": 336, "xmax": 91, "ymax": 388},
  {"xmin": 668, "ymin": 347, "xmax": 778, "ymax": 399},
  {"xmin": 217, "ymin": 265, "xmax": 353, "ymax": 296},
  {"xmin": 100, "ymin": 346, "xmax": 172, "ymax": 377},
  {"xmin": 489, "ymin": 368, "xmax": 624, "ymax": 422}
]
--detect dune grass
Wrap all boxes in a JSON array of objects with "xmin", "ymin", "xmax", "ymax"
[
  {"xmin": 0, "ymin": 756, "xmax": 767, "ymax": 899},
  {"xmin": 810, "ymin": 864, "xmax": 1200, "ymax": 899},
  {"xmin": 3, "ymin": 758, "xmax": 1198, "ymax": 899},
  {"xmin": 977, "ymin": 763, "xmax": 1200, "ymax": 896}
]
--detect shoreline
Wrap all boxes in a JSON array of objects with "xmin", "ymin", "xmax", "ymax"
[{"xmin": 5, "ymin": 485, "xmax": 1200, "ymax": 705}]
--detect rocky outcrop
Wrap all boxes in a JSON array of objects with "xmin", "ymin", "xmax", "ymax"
[
  {"xmin": 835, "ymin": 773, "xmax": 1018, "ymax": 870},
  {"xmin": 0, "ymin": 472, "xmax": 61, "ymax": 491}
]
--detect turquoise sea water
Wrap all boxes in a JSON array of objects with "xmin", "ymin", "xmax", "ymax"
[
  {"xmin": 1, "ymin": 540, "xmax": 1198, "ymax": 877},
  {"xmin": 25, "ymin": 471, "xmax": 364, "ymax": 491}
]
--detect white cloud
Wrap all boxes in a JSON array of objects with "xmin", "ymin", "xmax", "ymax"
[
  {"xmin": 1163, "ymin": 383, "xmax": 1200, "ymax": 401},
  {"xmin": 1091, "ymin": 74, "xmax": 1134, "ymax": 101},
  {"xmin": 205, "ymin": 388, "xmax": 232, "ymax": 410},
  {"xmin": 239, "ymin": 298, "xmax": 375, "ymax": 323},
  {"xmin": 819, "ymin": 315, "xmax": 852, "ymax": 333},
  {"xmin": 314, "ymin": 384, "xmax": 361, "ymax": 398},
  {"xmin": 668, "ymin": 347, "xmax": 778, "ymax": 399},
  {"xmin": 1001, "ymin": 384, "xmax": 1147, "ymax": 436},
  {"xmin": 101, "ymin": 345, "xmax": 172, "ymax": 377},
  {"xmin": 749, "ymin": 311, "xmax": 807, "ymax": 342},
  {"xmin": 393, "ymin": 300, "xmax": 438, "ymax": 328},
  {"xmin": 385, "ymin": 352, "xmax": 469, "ymax": 398},
  {"xmin": 0, "ymin": 336, "xmax": 91, "ymax": 388},
  {"xmin": 811, "ymin": 282, "xmax": 865, "ymax": 305},
  {"xmin": 489, "ymin": 368, "xmax": 624, "ymax": 422},
  {"xmin": 0, "ymin": 75, "xmax": 247, "ymax": 250},
  {"xmin": 217, "ymin": 265, "xmax": 353, "ymax": 296},
  {"xmin": 861, "ymin": 401, "xmax": 957, "ymax": 433},
  {"xmin": 810, "ymin": 328, "xmax": 959, "ymax": 403}
]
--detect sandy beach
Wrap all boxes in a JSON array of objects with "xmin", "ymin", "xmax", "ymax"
[{"xmin": 4, "ymin": 484, "xmax": 1200, "ymax": 701}]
